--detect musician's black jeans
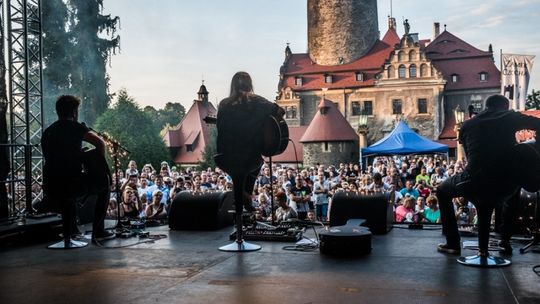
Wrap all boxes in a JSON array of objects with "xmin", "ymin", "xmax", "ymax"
[{"xmin": 437, "ymin": 171, "xmax": 520, "ymax": 247}]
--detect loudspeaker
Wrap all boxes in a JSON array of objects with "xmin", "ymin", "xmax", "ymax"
[
  {"xmin": 169, "ymin": 191, "xmax": 234, "ymax": 230},
  {"xmin": 330, "ymin": 192, "xmax": 393, "ymax": 234}
]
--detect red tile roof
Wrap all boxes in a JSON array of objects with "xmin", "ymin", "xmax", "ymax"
[
  {"xmin": 381, "ymin": 28, "xmax": 400, "ymax": 47},
  {"xmin": 425, "ymin": 31, "xmax": 500, "ymax": 91},
  {"xmin": 266, "ymin": 125, "xmax": 308, "ymax": 163},
  {"xmin": 281, "ymin": 29, "xmax": 399, "ymax": 91},
  {"xmin": 438, "ymin": 114, "xmax": 457, "ymax": 140},
  {"xmin": 300, "ymin": 99, "xmax": 358, "ymax": 143},
  {"xmin": 163, "ymin": 100, "xmax": 217, "ymax": 165}
]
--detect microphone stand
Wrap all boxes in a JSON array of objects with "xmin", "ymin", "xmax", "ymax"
[{"xmin": 88, "ymin": 126, "xmax": 130, "ymax": 229}]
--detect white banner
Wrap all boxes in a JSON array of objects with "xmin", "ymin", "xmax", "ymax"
[{"xmin": 501, "ymin": 53, "xmax": 535, "ymax": 111}]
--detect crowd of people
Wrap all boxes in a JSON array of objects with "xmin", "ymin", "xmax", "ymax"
[{"xmin": 109, "ymin": 155, "xmax": 477, "ymax": 226}]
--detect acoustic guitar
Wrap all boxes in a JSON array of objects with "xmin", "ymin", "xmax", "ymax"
[
  {"xmin": 513, "ymin": 141, "xmax": 540, "ymax": 192},
  {"xmin": 203, "ymin": 114, "xmax": 289, "ymax": 157}
]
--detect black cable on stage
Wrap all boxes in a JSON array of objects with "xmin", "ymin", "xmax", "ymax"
[
  {"xmin": 282, "ymin": 223, "xmax": 323, "ymax": 252},
  {"xmin": 92, "ymin": 232, "xmax": 167, "ymax": 249},
  {"xmin": 533, "ymin": 264, "xmax": 540, "ymax": 276}
]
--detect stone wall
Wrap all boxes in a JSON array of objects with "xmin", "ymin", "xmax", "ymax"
[
  {"xmin": 308, "ymin": 0, "xmax": 378, "ymax": 66},
  {"xmin": 303, "ymin": 141, "xmax": 359, "ymax": 167}
]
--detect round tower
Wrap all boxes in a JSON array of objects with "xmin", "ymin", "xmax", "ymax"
[{"xmin": 308, "ymin": 0, "xmax": 378, "ymax": 66}]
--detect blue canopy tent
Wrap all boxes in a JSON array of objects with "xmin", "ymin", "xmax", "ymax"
[{"xmin": 361, "ymin": 121, "xmax": 448, "ymax": 165}]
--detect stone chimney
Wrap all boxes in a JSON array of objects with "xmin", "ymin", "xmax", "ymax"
[
  {"xmin": 433, "ymin": 22, "xmax": 440, "ymax": 40},
  {"xmin": 308, "ymin": 0, "xmax": 379, "ymax": 66}
]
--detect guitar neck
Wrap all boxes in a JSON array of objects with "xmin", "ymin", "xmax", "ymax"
[{"xmin": 203, "ymin": 116, "xmax": 217, "ymax": 124}]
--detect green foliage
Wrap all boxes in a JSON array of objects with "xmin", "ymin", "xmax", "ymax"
[
  {"xmin": 94, "ymin": 89, "xmax": 170, "ymax": 171},
  {"xmin": 199, "ymin": 125, "xmax": 217, "ymax": 170},
  {"xmin": 42, "ymin": 0, "xmax": 119, "ymax": 126},
  {"xmin": 144, "ymin": 102, "xmax": 186, "ymax": 132},
  {"xmin": 526, "ymin": 89, "xmax": 540, "ymax": 110}
]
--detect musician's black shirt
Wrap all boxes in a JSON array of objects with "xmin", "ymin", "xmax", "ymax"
[
  {"xmin": 216, "ymin": 94, "xmax": 279, "ymax": 158},
  {"xmin": 459, "ymin": 109, "xmax": 540, "ymax": 181},
  {"xmin": 42, "ymin": 119, "xmax": 89, "ymax": 194}
]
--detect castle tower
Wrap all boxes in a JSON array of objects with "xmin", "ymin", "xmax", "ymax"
[{"xmin": 307, "ymin": 0, "xmax": 379, "ymax": 66}]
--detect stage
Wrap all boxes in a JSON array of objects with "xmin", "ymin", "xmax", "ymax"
[{"xmin": 0, "ymin": 224, "xmax": 539, "ymax": 304}]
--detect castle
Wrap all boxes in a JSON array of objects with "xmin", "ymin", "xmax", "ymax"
[{"xmin": 275, "ymin": 0, "xmax": 500, "ymax": 165}]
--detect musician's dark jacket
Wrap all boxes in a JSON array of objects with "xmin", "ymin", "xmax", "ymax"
[
  {"xmin": 42, "ymin": 119, "xmax": 89, "ymax": 196},
  {"xmin": 216, "ymin": 94, "xmax": 280, "ymax": 161},
  {"xmin": 459, "ymin": 109, "xmax": 540, "ymax": 190}
]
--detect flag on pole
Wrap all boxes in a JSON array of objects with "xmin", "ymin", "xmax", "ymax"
[{"xmin": 501, "ymin": 53, "xmax": 535, "ymax": 111}]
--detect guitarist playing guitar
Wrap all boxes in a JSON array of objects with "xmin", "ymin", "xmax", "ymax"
[{"xmin": 213, "ymin": 71, "xmax": 286, "ymax": 252}]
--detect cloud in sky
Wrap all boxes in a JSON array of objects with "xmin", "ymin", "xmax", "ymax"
[{"xmin": 103, "ymin": 0, "xmax": 540, "ymax": 110}]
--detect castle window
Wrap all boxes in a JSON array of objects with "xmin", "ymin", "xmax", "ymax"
[
  {"xmin": 451, "ymin": 74, "xmax": 459, "ymax": 82},
  {"xmin": 363, "ymin": 100, "xmax": 373, "ymax": 115},
  {"xmin": 285, "ymin": 106, "xmax": 297, "ymax": 119},
  {"xmin": 324, "ymin": 74, "xmax": 333, "ymax": 83},
  {"xmin": 323, "ymin": 141, "xmax": 330, "ymax": 152},
  {"xmin": 409, "ymin": 64, "xmax": 417, "ymax": 78},
  {"xmin": 295, "ymin": 76, "xmax": 303, "ymax": 86},
  {"xmin": 398, "ymin": 65, "xmax": 406, "ymax": 78},
  {"xmin": 417, "ymin": 98, "xmax": 428, "ymax": 114},
  {"xmin": 479, "ymin": 72, "xmax": 488, "ymax": 82},
  {"xmin": 355, "ymin": 72, "xmax": 364, "ymax": 82},
  {"xmin": 392, "ymin": 99, "xmax": 402, "ymax": 115},
  {"xmin": 351, "ymin": 101, "xmax": 362, "ymax": 116}
]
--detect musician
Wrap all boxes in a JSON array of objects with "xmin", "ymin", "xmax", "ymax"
[
  {"xmin": 216, "ymin": 71, "xmax": 285, "ymax": 211},
  {"xmin": 437, "ymin": 95, "xmax": 540, "ymax": 255},
  {"xmin": 42, "ymin": 95, "xmax": 115, "ymax": 243}
]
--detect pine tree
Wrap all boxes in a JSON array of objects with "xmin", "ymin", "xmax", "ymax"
[
  {"xmin": 42, "ymin": 0, "xmax": 73, "ymax": 125},
  {"xmin": 68, "ymin": 0, "xmax": 120, "ymax": 125}
]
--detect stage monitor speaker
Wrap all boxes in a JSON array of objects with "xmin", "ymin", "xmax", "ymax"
[
  {"xmin": 330, "ymin": 192, "xmax": 393, "ymax": 234},
  {"xmin": 169, "ymin": 191, "xmax": 234, "ymax": 231}
]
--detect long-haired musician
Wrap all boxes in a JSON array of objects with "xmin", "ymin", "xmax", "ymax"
[{"xmin": 216, "ymin": 71, "xmax": 285, "ymax": 211}]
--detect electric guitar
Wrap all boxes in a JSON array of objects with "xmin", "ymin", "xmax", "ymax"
[{"xmin": 203, "ymin": 114, "xmax": 289, "ymax": 157}]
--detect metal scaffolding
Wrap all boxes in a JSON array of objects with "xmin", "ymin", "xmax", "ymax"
[{"xmin": 1, "ymin": 0, "xmax": 43, "ymax": 216}]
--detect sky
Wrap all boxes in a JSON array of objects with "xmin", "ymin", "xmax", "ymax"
[{"xmin": 103, "ymin": 0, "xmax": 540, "ymax": 110}]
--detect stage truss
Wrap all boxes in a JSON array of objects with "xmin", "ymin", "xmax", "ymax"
[{"xmin": 1, "ymin": 0, "xmax": 43, "ymax": 217}]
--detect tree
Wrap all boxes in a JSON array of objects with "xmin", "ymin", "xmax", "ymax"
[
  {"xmin": 94, "ymin": 89, "xmax": 169, "ymax": 172},
  {"xmin": 199, "ymin": 125, "xmax": 217, "ymax": 170},
  {"xmin": 144, "ymin": 102, "xmax": 186, "ymax": 132},
  {"xmin": 42, "ymin": 0, "xmax": 72, "ymax": 126},
  {"xmin": 526, "ymin": 89, "xmax": 540, "ymax": 110},
  {"xmin": 68, "ymin": 0, "xmax": 120, "ymax": 125},
  {"xmin": 42, "ymin": 0, "xmax": 119, "ymax": 126},
  {"xmin": 159, "ymin": 102, "xmax": 186, "ymax": 128}
]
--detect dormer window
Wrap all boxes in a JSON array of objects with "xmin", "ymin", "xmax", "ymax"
[
  {"xmin": 355, "ymin": 72, "xmax": 364, "ymax": 82},
  {"xmin": 451, "ymin": 74, "xmax": 459, "ymax": 83},
  {"xmin": 324, "ymin": 74, "xmax": 333, "ymax": 83},
  {"xmin": 398, "ymin": 65, "xmax": 406, "ymax": 78},
  {"xmin": 479, "ymin": 72, "xmax": 488, "ymax": 82},
  {"xmin": 294, "ymin": 76, "xmax": 303, "ymax": 86},
  {"xmin": 409, "ymin": 65, "xmax": 417, "ymax": 78}
]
